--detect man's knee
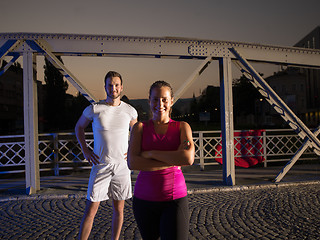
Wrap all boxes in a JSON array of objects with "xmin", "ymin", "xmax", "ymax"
[
  {"xmin": 113, "ymin": 200, "xmax": 125, "ymax": 215},
  {"xmin": 84, "ymin": 200, "xmax": 100, "ymax": 217}
]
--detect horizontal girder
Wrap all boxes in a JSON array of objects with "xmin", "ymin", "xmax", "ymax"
[{"xmin": 0, "ymin": 32, "xmax": 320, "ymax": 68}]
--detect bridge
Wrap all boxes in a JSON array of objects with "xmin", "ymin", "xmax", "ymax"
[{"xmin": 0, "ymin": 32, "xmax": 320, "ymax": 194}]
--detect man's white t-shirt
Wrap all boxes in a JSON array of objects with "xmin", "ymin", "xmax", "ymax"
[{"xmin": 83, "ymin": 101, "xmax": 138, "ymax": 164}]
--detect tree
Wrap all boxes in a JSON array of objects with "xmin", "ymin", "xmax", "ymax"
[
  {"xmin": 0, "ymin": 60, "xmax": 23, "ymax": 134},
  {"xmin": 189, "ymin": 93, "xmax": 199, "ymax": 122},
  {"xmin": 232, "ymin": 74, "xmax": 261, "ymax": 116},
  {"xmin": 197, "ymin": 86, "xmax": 220, "ymax": 123},
  {"xmin": 121, "ymin": 95, "xmax": 130, "ymax": 104},
  {"xmin": 43, "ymin": 57, "xmax": 69, "ymax": 131},
  {"xmin": 66, "ymin": 92, "xmax": 90, "ymax": 130}
]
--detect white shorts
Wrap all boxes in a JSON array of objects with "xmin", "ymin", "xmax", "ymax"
[{"xmin": 86, "ymin": 162, "xmax": 132, "ymax": 202}]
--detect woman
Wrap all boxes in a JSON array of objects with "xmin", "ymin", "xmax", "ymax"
[{"xmin": 128, "ymin": 80, "xmax": 195, "ymax": 240}]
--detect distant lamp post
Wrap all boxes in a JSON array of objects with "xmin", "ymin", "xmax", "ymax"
[{"xmin": 199, "ymin": 111, "xmax": 210, "ymax": 127}]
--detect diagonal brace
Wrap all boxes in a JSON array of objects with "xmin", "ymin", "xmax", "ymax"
[
  {"xmin": 0, "ymin": 39, "xmax": 24, "ymax": 60},
  {"xmin": 26, "ymin": 39, "xmax": 97, "ymax": 103},
  {"xmin": 0, "ymin": 53, "xmax": 20, "ymax": 76},
  {"xmin": 229, "ymin": 47, "xmax": 320, "ymax": 154},
  {"xmin": 173, "ymin": 57, "xmax": 212, "ymax": 104},
  {"xmin": 274, "ymin": 125, "xmax": 320, "ymax": 182},
  {"xmin": 0, "ymin": 40, "xmax": 24, "ymax": 76}
]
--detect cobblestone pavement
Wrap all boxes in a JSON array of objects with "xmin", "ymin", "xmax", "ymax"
[{"xmin": 0, "ymin": 182, "xmax": 319, "ymax": 240}]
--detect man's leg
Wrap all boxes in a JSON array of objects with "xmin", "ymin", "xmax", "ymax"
[
  {"xmin": 112, "ymin": 199, "xmax": 125, "ymax": 240},
  {"xmin": 79, "ymin": 200, "xmax": 100, "ymax": 240}
]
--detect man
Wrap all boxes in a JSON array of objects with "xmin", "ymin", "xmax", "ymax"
[{"xmin": 75, "ymin": 71, "xmax": 138, "ymax": 240}]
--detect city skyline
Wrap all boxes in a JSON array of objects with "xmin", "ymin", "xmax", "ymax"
[{"xmin": 1, "ymin": 0, "xmax": 319, "ymax": 100}]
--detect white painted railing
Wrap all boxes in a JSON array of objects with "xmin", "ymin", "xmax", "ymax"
[
  {"xmin": 192, "ymin": 129, "xmax": 317, "ymax": 170},
  {"xmin": 0, "ymin": 129, "xmax": 318, "ymax": 175}
]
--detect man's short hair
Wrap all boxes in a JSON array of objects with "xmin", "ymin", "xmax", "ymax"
[{"xmin": 104, "ymin": 71, "xmax": 123, "ymax": 85}]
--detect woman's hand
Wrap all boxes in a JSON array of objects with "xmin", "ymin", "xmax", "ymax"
[{"xmin": 180, "ymin": 140, "xmax": 191, "ymax": 150}]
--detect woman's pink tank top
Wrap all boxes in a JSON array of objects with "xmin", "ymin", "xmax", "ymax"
[{"xmin": 133, "ymin": 119, "xmax": 188, "ymax": 201}]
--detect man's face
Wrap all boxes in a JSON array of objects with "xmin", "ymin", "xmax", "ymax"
[{"xmin": 105, "ymin": 76, "xmax": 123, "ymax": 99}]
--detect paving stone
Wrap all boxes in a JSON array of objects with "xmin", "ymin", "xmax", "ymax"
[{"xmin": 0, "ymin": 167, "xmax": 319, "ymax": 239}]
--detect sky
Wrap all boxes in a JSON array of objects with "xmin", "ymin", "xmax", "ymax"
[{"xmin": 1, "ymin": 0, "xmax": 319, "ymax": 100}]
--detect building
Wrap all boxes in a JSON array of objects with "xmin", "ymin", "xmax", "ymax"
[
  {"xmin": 0, "ymin": 64, "xmax": 24, "ymax": 134},
  {"xmin": 260, "ymin": 26, "xmax": 319, "ymax": 128},
  {"xmin": 0, "ymin": 62, "xmax": 45, "ymax": 134},
  {"xmin": 264, "ymin": 68, "xmax": 307, "ymax": 127},
  {"xmin": 294, "ymin": 26, "xmax": 320, "ymax": 126}
]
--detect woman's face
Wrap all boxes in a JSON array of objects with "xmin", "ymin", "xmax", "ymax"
[{"xmin": 149, "ymin": 86, "xmax": 173, "ymax": 119}]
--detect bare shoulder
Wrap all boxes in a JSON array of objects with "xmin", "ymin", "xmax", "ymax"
[
  {"xmin": 132, "ymin": 121, "xmax": 144, "ymax": 132},
  {"xmin": 179, "ymin": 121, "xmax": 192, "ymax": 131}
]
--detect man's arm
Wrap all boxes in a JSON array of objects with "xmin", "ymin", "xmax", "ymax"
[
  {"xmin": 124, "ymin": 118, "xmax": 138, "ymax": 161},
  {"xmin": 129, "ymin": 118, "xmax": 138, "ymax": 131},
  {"xmin": 75, "ymin": 114, "xmax": 99, "ymax": 165}
]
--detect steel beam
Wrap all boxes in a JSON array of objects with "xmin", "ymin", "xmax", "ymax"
[
  {"xmin": 274, "ymin": 126, "xmax": 320, "ymax": 182},
  {"xmin": 0, "ymin": 40, "xmax": 23, "ymax": 75},
  {"xmin": 173, "ymin": 56, "xmax": 212, "ymax": 104},
  {"xmin": 27, "ymin": 39, "xmax": 97, "ymax": 103},
  {"xmin": 219, "ymin": 57, "xmax": 235, "ymax": 186},
  {"xmin": 0, "ymin": 39, "xmax": 24, "ymax": 60},
  {"xmin": 0, "ymin": 33, "xmax": 320, "ymax": 68},
  {"xmin": 0, "ymin": 53, "xmax": 20, "ymax": 76},
  {"xmin": 230, "ymin": 47, "xmax": 320, "ymax": 154},
  {"xmin": 1, "ymin": 32, "xmax": 320, "ymax": 189},
  {"xmin": 23, "ymin": 51, "xmax": 40, "ymax": 195}
]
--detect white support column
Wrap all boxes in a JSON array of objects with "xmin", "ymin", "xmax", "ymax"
[
  {"xmin": 199, "ymin": 132, "xmax": 204, "ymax": 171},
  {"xmin": 219, "ymin": 57, "xmax": 235, "ymax": 186},
  {"xmin": 23, "ymin": 51, "xmax": 40, "ymax": 195}
]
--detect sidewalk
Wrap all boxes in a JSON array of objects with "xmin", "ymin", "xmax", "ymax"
[
  {"xmin": 1, "ymin": 163, "xmax": 319, "ymax": 240},
  {"xmin": 1, "ymin": 163, "xmax": 319, "ymax": 201}
]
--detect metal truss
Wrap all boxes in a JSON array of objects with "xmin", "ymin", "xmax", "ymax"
[
  {"xmin": 0, "ymin": 39, "xmax": 24, "ymax": 76},
  {"xmin": 174, "ymin": 56, "xmax": 213, "ymax": 104},
  {"xmin": 0, "ymin": 39, "xmax": 24, "ymax": 59},
  {"xmin": 0, "ymin": 53, "xmax": 20, "ymax": 76},
  {"xmin": 1, "ymin": 32, "xmax": 320, "ymax": 66},
  {"xmin": 230, "ymin": 47, "xmax": 320, "ymax": 153},
  {"xmin": 229, "ymin": 47, "xmax": 320, "ymax": 182},
  {"xmin": 274, "ymin": 126, "xmax": 320, "ymax": 182},
  {"xmin": 1, "ymin": 32, "xmax": 320, "ymax": 191},
  {"xmin": 30, "ymin": 39, "xmax": 97, "ymax": 103}
]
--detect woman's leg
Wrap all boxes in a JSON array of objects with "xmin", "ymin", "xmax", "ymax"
[
  {"xmin": 160, "ymin": 196, "xmax": 190, "ymax": 240},
  {"xmin": 133, "ymin": 196, "xmax": 161, "ymax": 240}
]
